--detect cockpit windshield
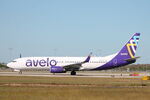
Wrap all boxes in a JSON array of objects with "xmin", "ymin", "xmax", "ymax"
[{"xmin": 11, "ymin": 60, "xmax": 17, "ymax": 63}]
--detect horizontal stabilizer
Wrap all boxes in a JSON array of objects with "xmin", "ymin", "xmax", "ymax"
[{"xmin": 124, "ymin": 56, "xmax": 140, "ymax": 62}]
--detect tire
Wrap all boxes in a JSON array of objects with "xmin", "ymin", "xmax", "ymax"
[
  {"xmin": 71, "ymin": 71, "xmax": 76, "ymax": 75},
  {"xmin": 19, "ymin": 70, "xmax": 22, "ymax": 74}
]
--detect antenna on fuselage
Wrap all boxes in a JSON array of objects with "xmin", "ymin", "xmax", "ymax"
[{"xmin": 20, "ymin": 54, "xmax": 22, "ymax": 58}]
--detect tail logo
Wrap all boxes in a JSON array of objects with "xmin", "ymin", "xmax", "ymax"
[{"xmin": 126, "ymin": 35, "xmax": 139, "ymax": 58}]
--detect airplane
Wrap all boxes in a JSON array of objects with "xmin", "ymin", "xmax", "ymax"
[{"xmin": 7, "ymin": 33, "xmax": 140, "ymax": 75}]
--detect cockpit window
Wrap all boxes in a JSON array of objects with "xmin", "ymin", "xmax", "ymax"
[{"xmin": 12, "ymin": 60, "xmax": 17, "ymax": 62}]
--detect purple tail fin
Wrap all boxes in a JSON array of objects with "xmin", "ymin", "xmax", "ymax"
[
  {"xmin": 118, "ymin": 33, "xmax": 140, "ymax": 59},
  {"xmin": 93, "ymin": 33, "xmax": 141, "ymax": 70}
]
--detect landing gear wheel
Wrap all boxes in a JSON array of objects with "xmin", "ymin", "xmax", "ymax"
[
  {"xmin": 19, "ymin": 70, "xmax": 22, "ymax": 74},
  {"xmin": 71, "ymin": 71, "xmax": 76, "ymax": 75}
]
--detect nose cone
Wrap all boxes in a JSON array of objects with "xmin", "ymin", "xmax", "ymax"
[{"xmin": 7, "ymin": 63, "xmax": 13, "ymax": 68}]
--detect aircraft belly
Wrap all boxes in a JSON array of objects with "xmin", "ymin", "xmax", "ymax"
[{"xmin": 81, "ymin": 63, "xmax": 105, "ymax": 70}]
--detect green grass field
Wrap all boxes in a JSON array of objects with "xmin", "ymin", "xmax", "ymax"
[{"xmin": 0, "ymin": 76, "xmax": 150, "ymax": 100}]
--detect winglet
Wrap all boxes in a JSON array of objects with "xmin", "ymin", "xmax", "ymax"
[{"xmin": 83, "ymin": 52, "xmax": 92, "ymax": 63}]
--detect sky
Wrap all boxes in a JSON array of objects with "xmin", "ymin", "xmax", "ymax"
[{"xmin": 0, "ymin": 0, "xmax": 150, "ymax": 64}]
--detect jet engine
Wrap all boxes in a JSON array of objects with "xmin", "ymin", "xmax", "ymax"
[{"xmin": 50, "ymin": 66, "xmax": 66, "ymax": 73}]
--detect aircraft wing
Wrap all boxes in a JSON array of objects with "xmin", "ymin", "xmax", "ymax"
[{"xmin": 63, "ymin": 53, "xmax": 92, "ymax": 71}]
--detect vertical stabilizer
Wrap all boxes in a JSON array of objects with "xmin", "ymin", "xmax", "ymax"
[
  {"xmin": 93, "ymin": 33, "xmax": 141, "ymax": 70},
  {"xmin": 118, "ymin": 33, "xmax": 140, "ymax": 59}
]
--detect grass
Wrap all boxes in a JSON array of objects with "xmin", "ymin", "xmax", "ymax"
[
  {"xmin": 1, "ymin": 86, "xmax": 150, "ymax": 100},
  {"xmin": 1, "ymin": 76, "xmax": 150, "ymax": 100},
  {"xmin": 0, "ymin": 76, "xmax": 150, "ymax": 86}
]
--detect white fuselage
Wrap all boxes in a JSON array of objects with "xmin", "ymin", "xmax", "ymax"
[{"xmin": 7, "ymin": 53, "xmax": 117, "ymax": 71}]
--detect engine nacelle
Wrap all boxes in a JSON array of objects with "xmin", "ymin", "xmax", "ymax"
[{"xmin": 50, "ymin": 66, "xmax": 66, "ymax": 73}]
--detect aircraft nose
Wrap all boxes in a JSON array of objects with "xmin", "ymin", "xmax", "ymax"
[{"xmin": 7, "ymin": 63, "xmax": 12, "ymax": 68}]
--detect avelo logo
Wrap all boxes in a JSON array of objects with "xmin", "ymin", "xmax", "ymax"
[{"xmin": 26, "ymin": 58, "xmax": 57, "ymax": 67}]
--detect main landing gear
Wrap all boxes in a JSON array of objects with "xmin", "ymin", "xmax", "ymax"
[{"xmin": 71, "ymin": 71, "xmax": 76, "ymax": 75}]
